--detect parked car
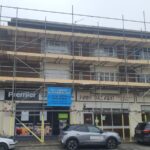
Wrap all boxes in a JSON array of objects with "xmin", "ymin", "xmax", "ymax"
[
  {"xmin": 135, "ymin": 122, "xmax": 150, "ymax": 143},
  {"xmin": 59, "ymin": 124, "xmax": 121, "ymax": 150},
  {"xmin": 0, "ymin": 137, "xmax": 17, "ymax": 150}
]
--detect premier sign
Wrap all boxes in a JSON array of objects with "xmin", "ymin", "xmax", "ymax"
[{"xmin": 5, "ymin": 90, "xmax": 39, "ymax": 100}]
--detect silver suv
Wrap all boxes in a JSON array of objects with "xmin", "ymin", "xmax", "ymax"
[{"xmin": 60, "ymin": 124, "xmax": 121, "ymax": 150}]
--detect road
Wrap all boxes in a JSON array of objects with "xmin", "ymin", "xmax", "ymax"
[{"xmin": 16, "ymin": 143, "xmax": 150, "ymax": 150}]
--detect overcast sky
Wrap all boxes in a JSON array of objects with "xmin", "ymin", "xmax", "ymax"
[{"xmin": 1, "ymin": 0, "xmax": 150, "ymax": 31}]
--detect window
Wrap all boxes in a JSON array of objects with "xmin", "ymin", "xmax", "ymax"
[
  {"xmin": 141, "ymin": 106, "xmax": 150, "ymax": 122},
  {"xmin": 109, "ymin": 48, "xmax": 114, "ymax": 56},
  {"xmin": 146, "ymin": 75, "xmax": 150, "ymax": 83},
  {"xmin": 124, "ymin": 113, "xmax": 129, "ymax": 126},
  {"xmin": 94, "ymin": 114, "xmax": 101, "ymax": 126},
  {"xmin": 113, "ymin": 109, "xmax": 122, "ymax": 126},
  {"xmin": 110, "ymin": 73, "xmax": 115, "ymax": 81},
  {"xmin": 88, "ymin": 126, "xmax": 100, "ymax": 133},
  {"xmin": 139, "ymin": 75, "xmax": 146, "ymax": 83},
  {"xmin": 105, "ymin": 72, "xmax": 109, "ymax": 81},
  {"xmin": 142, "ymin": 113, "xmax": 150, "ymax": 122},
  {"xmin": 63, "ymin": 125, "xmax": 77, "ymax": 131},
  {"xmin": 76, "ymin": 126, "xmax": 88, "ymax": 132},
  {"xmin": 100, "ymin": 72, "xmax": 104, "ymax": 81},
  {"xmin": 103, "ymin": 113, "xmax": 112, "ymax": 126}
]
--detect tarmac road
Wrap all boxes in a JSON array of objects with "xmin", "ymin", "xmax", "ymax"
[{"xmin": 16, "ymin": 143, "xmax": 150, "ymax": 150}]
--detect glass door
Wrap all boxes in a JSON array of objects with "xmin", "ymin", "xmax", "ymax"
[{"xmin": 84, "ymin": 113, "xmax": 93, "ymax": 125}]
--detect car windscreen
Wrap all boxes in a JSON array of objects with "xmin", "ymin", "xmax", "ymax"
[{"xmin": 136, "ymin": 123, "xmax": 146, "ymax": 130}]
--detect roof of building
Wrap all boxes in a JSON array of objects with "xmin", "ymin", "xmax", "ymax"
[{"xmin": 8, "ymin": 18, "xmax": 150, "ymax": 39}]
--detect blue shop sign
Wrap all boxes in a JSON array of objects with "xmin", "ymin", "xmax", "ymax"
[{"xmin": 47, "ymin": 87, "xmax": 72, "ymax": 107}]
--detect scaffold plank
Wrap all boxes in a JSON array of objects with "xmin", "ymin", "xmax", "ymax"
[
  {"xmin": 0, "ymin": 76, "xmax": 149, "ymax": 87},
  {"xmin": 1, "ymin": 50, "xmax": 150, "ymax": 66}
]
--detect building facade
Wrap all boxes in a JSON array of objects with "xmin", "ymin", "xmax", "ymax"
[{"xmin": 0, "ymin": 6, "xmax": 150, "ymax": 141}]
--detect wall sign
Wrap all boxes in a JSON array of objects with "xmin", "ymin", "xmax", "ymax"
[
  {"xmin": 78, "ymin": 91, "xmax": 135, "ymax": 102},
  {"xmin": 47, "ymin": 87, "xmax": 72, "ymax": 107},
  {"xmin": 58, "ymin": 113, "xmax": 69, "ymax": 120},
  {"xmin": 136, "ymin": 96, "xmax": 150, "ymax": 103},
  {"xmin": 5, "ymin": 90, "xmax": 39, "ymax": 100},
  {"xmin": 21, "ymin": 111, "xmax": 29, "ymax": 121}
]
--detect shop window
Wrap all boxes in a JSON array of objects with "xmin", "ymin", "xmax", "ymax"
[
  {"xmin": 103, "ymin": 129, "xmax": 112, "ymax": 132},
  {"xmin": 141, "ymin": 106, "xmax": 150, "ymax": 122},
  {"xmin": 15, "ymin": 111, "xmax": 52, "ymax": 136},
  {"xmin": 103, "ymin": 113, "xmax": 112, "ymax": 126},
  {"xmin": 94, "ymin": 114, "xmax": 101, "ymax": 126},
  {"xmin": 123, "ymin": 113, "xmax": 129, "ymax": 126},
  {"xmin": 29, "ymin": 111, "xmax": 40, "ymax": 123},
  {"xmin": 113, "ymin": 110, "xmax": 122, "ymax": 126},
  {"xmin": 142, "ymin": 113, "xmax": 145, "ymax": 122},
  {"xmin": 114, "ymin": 129, "xmax": 123, "ymax": 137},
  {"xmin": 147, "ymin": 113, "xmax": 150, "ymax": 121},
  {"xmin": 142, "ymin": 113, "xmax": 150, "ymax": 122},
  {"xmin": 125, "ymin": 129, "xmax": 130, "ymax": 139},
  {"xmin": 101, "ymin": 109, "xmax": 112, "ymax": 126}
]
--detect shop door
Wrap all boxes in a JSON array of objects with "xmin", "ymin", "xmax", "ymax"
[
  {"xmin": 84, "ymin": 113, "xmax": 93, "ymax": 125},
  {"xmin": 52, "ymin": 112, "xmax": 70, "ymax": 135},
  {"xmin": 52, "ymin": 112, "xmax": 59, "ymax": 135}
]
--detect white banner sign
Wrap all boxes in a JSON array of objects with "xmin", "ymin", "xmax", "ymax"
[
  {"xmin": 77, "ymin": 91, "xmax": 135, "ymax": 102},
  {"xmin": 136, "ymin": 96, "xmax": 150, "ymax": 103},
  {"xmin": 21, "ymin": 111, "xmax": 29, "ymax": 121}
]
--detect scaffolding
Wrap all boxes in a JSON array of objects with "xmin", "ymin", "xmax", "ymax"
[{"xmin": 0, "ymin": 5, "xmax": 150, "ymax": 142}]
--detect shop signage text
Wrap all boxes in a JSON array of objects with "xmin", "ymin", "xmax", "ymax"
[
  {"xmin": 47, "ymin": 87, "xmax": 72, "ymax": 107},
  {"xmin": 78, "ymin": 92, "xmax": 135, "ymax": 102},
  {"xmin": 5, "ymin": 90, "xmax": 38, "ymax": 100}
]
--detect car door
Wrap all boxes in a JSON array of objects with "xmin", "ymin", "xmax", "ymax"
[
  {"xmin": 74, "ymin": 125, "xmax": 90, "ymax": 145},
  {"xmin": 87, "ymin": 126, "xmax": 105, "ymax": 145}
]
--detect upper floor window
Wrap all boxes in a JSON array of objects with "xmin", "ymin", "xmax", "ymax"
[{"xmin": 41, "ymin": 39, "xmax": 70, "ymax": 55}]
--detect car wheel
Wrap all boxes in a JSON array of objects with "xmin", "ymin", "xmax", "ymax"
[
  {"xmin": 0, "ymin": 143, "xmax": 8, "ymax": 150},
  {"xmin": 106, "ymin": 138, "xmax": 117, "ymax": 149},
  {"xmin": 66, "ymin": 139, "xmax": 78, "ymax": 150}
]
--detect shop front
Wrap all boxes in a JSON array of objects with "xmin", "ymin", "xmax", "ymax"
[
  {"xmin": 72, "ymin": 90, "xmax": 134, "ymax": 140},
  {"xmin": 15, "ymin": 104, "xmax": 70, "ymax": 137},
  {"xmin": 83, "ymin": 108, "xmax": 130, "ymax": 140},
  {"xmin": 14, "ymin": 87, "xmax": 72, "ymax": 138}
]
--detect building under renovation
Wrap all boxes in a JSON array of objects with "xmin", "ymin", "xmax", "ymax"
[{"xmin": 0, "ymin": 6, "xmax": 150, "ymax": 142}]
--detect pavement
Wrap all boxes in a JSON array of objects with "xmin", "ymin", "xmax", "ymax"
[
  {"xmin": 16, "ymin": 140, "xmax": 150, "ymax": 150},
  {"xmin": 16, "ymin": 139, "xmax": 59, "ymax": 147}
]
